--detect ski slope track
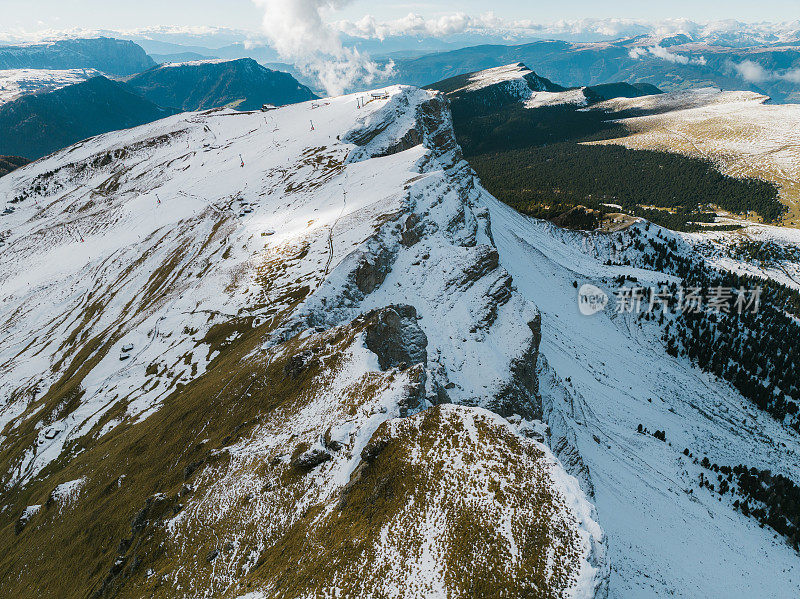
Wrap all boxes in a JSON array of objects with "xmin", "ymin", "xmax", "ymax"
[{"xmin": 0, "ymin": 87, "xmax": 605, "ymax": 598}]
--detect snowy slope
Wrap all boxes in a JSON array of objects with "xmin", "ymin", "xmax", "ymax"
[
  {"xmin": 525, "ymin": 88, "xmax": 589, "ymax": 109},
  {"xmin": 486, "ymin": 199, "xmax": 800, "ymax": 598},
  {"xmin": 157, "ymin": 58, "xmax": 232, "ymax": 68},
  {"xmin": 0, "ymin": 67, "xmax": 100, "ymax": 104},
  {"xmin": 460, "ymin": 62, "xmax": 539, "ymax": 93},
  {"xmin": 684, "ymin": 223, "xmax": 800, "ymax": 292},
  {"xmin": 593, "ymin": 87, "xmax": 769, "ymax": 114},
  {"xmin": 428, "ymin": 62, "xmax": 564, "ymax": 107},
  {"xmin": 0, "ymin": 87, "xmax": 605, "ymax": 598}
]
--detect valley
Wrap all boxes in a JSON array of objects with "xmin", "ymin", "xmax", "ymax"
[{"xmin": 589, "ymin": 90, "xmax": 800, "ymax": 227}]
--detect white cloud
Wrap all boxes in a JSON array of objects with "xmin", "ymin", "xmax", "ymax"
[
  {"xmin": 629, "ymin": 45, "xmax": 706, "ymax": 66},
  {"xmin": 335, "ymin": 12, "xmax": 515, "ymax": 40},
  {"xmin": 782, "ymin": 69, "xmax": 800, "ymax": 83},
  {"xmin": 628, "ymin": 47, "xmax": 647, "ymax": 59},
  {"xmin": 251, "ymin": 0, "xmax": 392, "ymax": 95},
  {"xmin": 729, "ymin": 59, "xmax": 800, "ymax": 84},
  {"xmin": 650, "ymin": 46, "xmax": 689, "ymax": 64},
  {"xmin": 328, "ymin": 15, "xmax": 800, "ymax": 46},
  {"xmin": 731, "ymin": 59, "xmax": 772, "ymax": 83},
  {"xmin": 3, "ymin": 17, "xmax": 800, "ymax": 48}
]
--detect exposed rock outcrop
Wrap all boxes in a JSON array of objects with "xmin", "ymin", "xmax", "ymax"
[{"xmin": 364, "ymin": 305, "xmax": 427, "ymax": 370}]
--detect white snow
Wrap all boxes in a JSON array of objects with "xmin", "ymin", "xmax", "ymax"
[
  {"xmin": 50, "ymin": 477, "xmax": 86, "ymax": 504},
  {"xmin": 684, "ymin": 224, "xmax": 800, "ymax": 291},
  {"xmin": 485, "ymin": 196, "xmax": 800, "ymax": 598},
  {"xmin": 157, "ymin": 58, "xmax": 236, "ymax": 69},
  {"xmin": 0, "ymin": 68, "xmax": 100, "ymax": 105},
  {"xmin": 20, "ymin": 503, "xmax": 41, "ymax": 519},
  {"xmin": 459, "ymin": 62, "xmax": 534, "ymax": 93},
  {"xmin": 525, "ymin": 88, "xmax": 588, "ymax": 109},
  {"xmin": 593, "ymin": 87, "xmax": 769, "ymax": 114}
]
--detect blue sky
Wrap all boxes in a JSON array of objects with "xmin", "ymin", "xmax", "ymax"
[{"xmin": 5, "ymin": 0, "xmax": 800, "ymax": 32}]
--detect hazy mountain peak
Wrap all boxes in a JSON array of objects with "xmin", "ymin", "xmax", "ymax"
[
  {"xmin": 125, "ymin": 56, "xmax": 317, "ymax": 111},
  {"xmin": 0, "ymin": 37, "xmax": 154, "ymax": 76}
]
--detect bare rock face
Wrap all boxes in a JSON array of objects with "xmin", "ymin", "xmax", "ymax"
[
  {"xmin": 398, "ymin": 365, "xmax": 428, "ymax": 417},
  {"xmin": 353, "ymin": 252, "xmax": 392, "ymax": 295},
  {"xmin": 284, "ymin": 350, "xmax": 318, "ymax": 379},
  {"xmin": 292, "ymin": 446, "xmax": 333, "ymax": 471},
  {"xmin": 344, "ymin": 89, "xmax": 461, "ymax": 164},
  {"xmin": 400, "ymin": 213, "xmax": 422, "ymax": 247},
  {"xmin": 378, "ymin": 127, "xmax": 423, "ymax": 158},
  {"xmin": 491, "ymin": 313, "xmax": 543, "ymax": 420},
  {"xmin": 458, "ymin": 244, "xmax": 500, "ymax": 285},
  {"xmin": 364, "ymin": 305, "xmax": 428, "ymax": 371}
]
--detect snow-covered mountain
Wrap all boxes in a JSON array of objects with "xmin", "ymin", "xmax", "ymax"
[
  {"xmin": 1, "ymin": 80, "xmax": 799, "ymax": 598},
  {"xmin": 427, "ymin": 63, "xmax": 662, "ymax": 115},
  {"xmin": 0, "ymin": 87, "xmax": 606, "ymax": 598},
  {"xmin": 0, "ymin": 67, "xmax": 101, "ymax": 105},
  {"xmin": 0, "ymin": 76, "xmax": 179, "ymax": 160},
  {"xmin": 388, "ymin": 38, "xmax": 800, "ymax": 103},
  {"xmin": 0, "ymin": 38, "xmax": 155, "ymax": 76},
  {"xmin": 0, "ymin": 60, "xmax": 317, "ymax": 161}
]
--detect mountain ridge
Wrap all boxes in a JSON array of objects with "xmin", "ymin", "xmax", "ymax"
[
  {"xmin": 388, "ymin": 39, "xmax": 800, "ymax": 103},
  {"xmin": 0, "ymin": 38, "xmax": 155, "ymax": 76},
  {"xmin": 2, "ymin": 67, "xmax": 800, "ymax": 599},
  {"xmin": 0, "ymin": 85, "xmax": 607, "ymax": 599},
  {"xmin": 125, "ymin": 57, "xmax": 317, "ymax": 111}
]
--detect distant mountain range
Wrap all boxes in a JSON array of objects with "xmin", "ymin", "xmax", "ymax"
[
  {"xmin": 1, "ymin": 31, "xmax": 798, "ymax": 165},
  {"xmin": 149, "ymin": 51, "xmax": 215, "ymax": 65},
  {"xmin": 0, "ymin": 76, "xmax": 177, "ymax": 160},
  {"xmin": 9, "ymin": 20, "xmax": 798, "ymax": 60},
  {"xmin": 17, "ymin": 26, "xmax": 792, "ymax": 102},
  {"xmin": 0, "ymin": 38, "xmax": 155, "ymax": 76},
  {"xmin": 388, "ymin": 39, "xmax": 800, "ymax": 103},
  {"xmin": 125, "ymin": 58, "xmax": 316, "ymax": 111},
  {"xmin": 5, "ymin": 32, "xmax": 798, "ymax": 103},
  {"xmin": 135, "ymin": 34, "xmax": 798, "ymax": 103},
  {"xmin": 0, "ymin": 48, "xmax": 317, "ymax": 160}
]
